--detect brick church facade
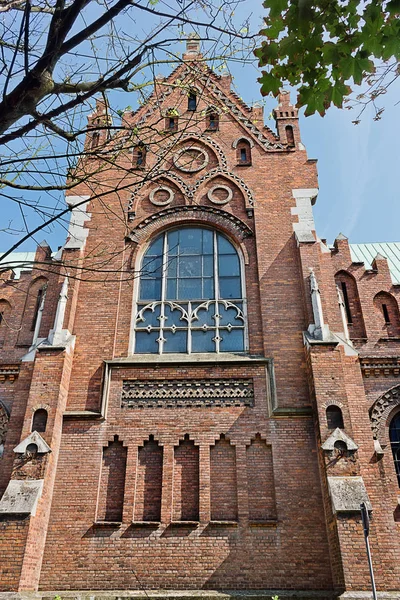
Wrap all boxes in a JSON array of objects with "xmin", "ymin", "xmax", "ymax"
[{"xmin": 0, "ymin": 40, "xmax": 399, "ymax": 598}]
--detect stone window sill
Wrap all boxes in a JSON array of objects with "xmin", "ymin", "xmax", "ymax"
[{"xmin": 94, "ymin": 521, "xmax": 122, "ymax": 526}]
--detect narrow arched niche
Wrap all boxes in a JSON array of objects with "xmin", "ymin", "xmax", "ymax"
[
  {"xmin": 285, "ymin": 125, "xmax": 295, "ymax": 146},
  {"xmin": 134, "ymin": 436, "xmax": 163, "ymax": 522},
  {"xmin": 0, "ymin": 299, "xmax": 12, "ymax": 346},
  {"xmin": 326, "ymin": 405, "xmax": 344, "ymax": 429},
  {"xmin": 374, "ymin": 291, "xmax": 400, "ymax": 337},
  {"xmin": 32, "ymin": 408, "xmax": 48, "ymax": 433},
  {"xmin": 335, "ymin": 270, "xmax": 366, "ymax": 340}
]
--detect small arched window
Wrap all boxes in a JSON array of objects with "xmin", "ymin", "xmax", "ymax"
[
  {"xmin": 132, "ymin": 144, "xmax": 146, "ymax": 169},
  {"xmin": 32, "ymin": 408, "xmax": 48, "ymax": 433},
  {"xmin": 188, "ymin": 90, "xmax": 197, "ymax": 111},
  {"xmin": 133, "ymin": 227, "xmax": 245, "ymax": 354},
  {"xmin": 285, "ymin": 125, "xmax": 295, "ymax": 146},
  {"xmin": 326, "ymin": 405, "xmax": 344, "ymax": 429},
  {"xmin": 91, "ymin": 131, "xmax": 100, "ymax": 149},
  {"xmin": 206, "ymin": 109, "xmax": 219, "ymax": 131},
  {"xmin": 389, "ymin": 412, "xmax": 400, "ymax": 487},
  {"xmin": 335, "ymin": 271, "xmax": 366, "ymax": 339},
  {"xmin": 165, "ymin": 109, "xmax": 178, "ymax": 132},
  {"xmin": 236, "ymin": 139, "xmax": 252, "ymax": 165},
  {"xmin": 31, "ymin": 286, "xmax": 46, "ymax": 331},
  {"xmin": 0, "ymin": 300, "xmax": 11, "ymax": 346}
]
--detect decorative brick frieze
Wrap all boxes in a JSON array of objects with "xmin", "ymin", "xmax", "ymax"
[
  {"xmin": 0, "ymin": 365, "xmax": 19, "ymax": 382},
  {"xmin": 360, "ymin": 357, "xmax": 400, "ymax": 377},
  {"xmin": 127, "ymin": 205, "xmax": 254, "ymax": 245},
  {"xmin": 121, "ymin": 378, "xmax": 254, "ymax": 408}
]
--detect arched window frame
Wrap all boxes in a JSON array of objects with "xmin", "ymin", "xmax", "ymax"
[
  {"xmin": 389, "ymin": 411, "xmax": 400, "ymax": 487},
  {"xmin": 132, "ymin": 143, "xmax": 146, "ymax": 169},
  {"xmin": 130, "ymin": 226, "xmax": 248, "ymax": 355},
  {"xmin": 234, "ymin": 138, "xmax": 252, "ymax": 166},
  {"xmin": 165, "ymin": 108, "xmax": 179, "ymax": 132},
  {"xmin": 326, "ymin": 405, "xmax": 344, "ymax": 429},
  {"xmin": 285, "ymin": 125, "xmax": 295, "ymax": 146},
  {"xmin": 187, "ymin": 89, "xmax": 197, "ymax": 112},
  {"xmin": 31, "ymin": 408, "xmax": 48, "ymax": 433},
  {"xmin": 205, "ymin": 108, "xmax": 219, "ymax": 131}
]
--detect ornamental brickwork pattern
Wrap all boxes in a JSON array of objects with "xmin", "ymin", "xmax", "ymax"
[{"xmin": 121, "ymin": 378, "xmax": 254, "ymax": 408}]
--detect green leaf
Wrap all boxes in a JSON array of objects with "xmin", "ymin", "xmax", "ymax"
[{"xmin": 259, "ymin": 71, "xmax": 281, "ymax": 96}]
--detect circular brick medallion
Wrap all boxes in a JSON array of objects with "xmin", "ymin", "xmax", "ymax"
[
  {"xmin": 149, "ymin": 186, "xmax": 175, "ymax": 206},
  {"xmin": 207, "ymin": 184, "xmax": 233, "ymax": 205},
  {"xmin": 173, "ymin": 146, "xmax": 209, "ymax": 173}
]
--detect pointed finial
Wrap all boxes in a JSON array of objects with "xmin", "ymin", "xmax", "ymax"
[{"xmin": 185, "ymin": 33, "xmax": 201, "ymax": 56}]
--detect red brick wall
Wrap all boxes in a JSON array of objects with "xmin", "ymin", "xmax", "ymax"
[
  {"xmin": 210, "ymin": 435, "xmax": 237, "ymax": 521},
  {"xmin": 134, "ymin": 437, "xmax": 163, "ymax": 522},
  {"xmin": 173, "ymin": 437, "xmax": 199, "ymax": 522},
  {"xmin": 0, "ymin": 516, "xmax": 30, "ymax": 591},
  {"xmin": 246, "ymin": 435, "xmax": 276, "ymax": 521},
  {"xmin": 97, "ymin": 437, "xmax": 127, "ymax": 522}
]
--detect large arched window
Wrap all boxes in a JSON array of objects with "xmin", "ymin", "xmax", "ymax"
[
  {"xmin": 134, "ymin": 227, "xmax": 245, "ymax": 354},
  {"xmin": 390, "ymin": 412, "xmax": 400, "ymax": 487}
]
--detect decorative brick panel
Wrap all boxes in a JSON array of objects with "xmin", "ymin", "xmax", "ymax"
[
  {"xmin": 210, "ymin": 435, "xmax": 238, "ymax": 521},
  {"xmin": 121, "ymin": 378, "xmax": 254, "ymax": 408},
  {"xmin": 134, "ymin": 437, "xmax": 163, "ymax": 522}
]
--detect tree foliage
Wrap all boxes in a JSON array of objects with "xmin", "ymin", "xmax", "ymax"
[
  {"xmin": 255, "ymin": 0, "xmax": 400, "ymax": 119},
  {"xmin": 0, "ymin": 0, "xmax": 254, "ymax": 275}
]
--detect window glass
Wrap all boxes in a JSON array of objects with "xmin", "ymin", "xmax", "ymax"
[
  {"xmin": 390, "ymin": 413, "xmax": 400, "ymax": 487},
  {"xmin": 134, "ymin": 227, "xmax": 245, "ymax": 353}
]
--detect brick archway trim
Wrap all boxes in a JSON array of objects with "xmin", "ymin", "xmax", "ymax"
[
  {"xmin": 370, "ymin": 383, "xmax": 400, "ymax": 446},
  {"xmin": 128, "ymin": 205, "xmax": 253, "ymax": 243}
]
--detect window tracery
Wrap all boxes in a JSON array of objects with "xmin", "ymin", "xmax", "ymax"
[{"xmin": 133, "ymin": 227, "xmax": 246, "ymax": 354}]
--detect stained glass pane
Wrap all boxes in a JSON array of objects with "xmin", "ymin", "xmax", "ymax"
[
  {"xmin": 217, "ymin": 234, "xmax": 235, "ymax": 254},
  {"xmin": 219, "ymin": 303, "xmax": 243, "ymax": 326},
  {"xmin": 135, "ymin": 331, "xmax": 159, "ymax": 353},
  {"xmin": 180, "ymin": 229, "xmax": 202, "ymax": 254},
  {"xmin": 192, "ymin": 330, "xmax": 215, "ymax": 352},
  {"xmin": 167, "ymin": 230, "xmax": 179, "ymax": 255},
  {"xmin": 178, "ymin": 278, "xmax": 202, "ymax": 300},
  {"xmin": 147, "ymin": 235, "xmax": 164, "ymax": 255},
  {"xmin": 167, "ymin": 256, "xmax": 178, "ymax": 277},
  {"xmin": 192, "ymin": 302, "xmax": 215, "ymax": 326},
  {"xmin": 220, "ymin": 329, "xmax": 244, "ymax": 352},
  {"xmin": 142, "ymin": 256, "xmax": 162, "ymax": 277},
  {"xmin": 203, "ymin": 278, "xmax": 214, "ymax": 299},
  {"xmin": 179, "ymin": 256, "xmax": 201, "ymax": 277},
  {"xmin": 202, "ymin": 229, "xmax": 213, "ymax": 254},
  {"xmin": 140, "ymin": 279, "xmax": 162, "ymax": 301},
  {"xmin": 166, "ymin": 279, "xmax": 177, "ymax": 299},
  {"xmin": 219, "ymin": 277, "xmax": 241, "ymax": 299},
  {"xmin": 218, "ymin": 254, "xmax": 240, "ymax": 277},
  {"xmin": 164, "ymin": 330, "xmax": 187, "ymax": 352},
  {"xmin": 203, "ymin": 255, "xmax": 213, "ymax": 277},
  {"xmin": 136, "ymin": 304, "xmax": 161, "ymax": 327},
  {"xmin": 165, "ymin": 304, "xmax": 188, "ymax": 327}
]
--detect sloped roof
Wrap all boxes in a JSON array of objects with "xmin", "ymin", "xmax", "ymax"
[
  {"xmin": 0, "ymin": 251, "xmax": 36, "ymax": 279},
  {"xmin": 350, "ymin": 242, "xmax": 400, "ymax": 285}
]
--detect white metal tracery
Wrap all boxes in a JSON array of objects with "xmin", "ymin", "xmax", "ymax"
[{"xmin": 134, "ymin": 227, "xmax": 246, "ymax": 354}]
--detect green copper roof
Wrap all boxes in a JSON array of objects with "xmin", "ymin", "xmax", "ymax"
[{"xmin": 350, "ymin": 243, "xmax": 400, "ymax": 285}]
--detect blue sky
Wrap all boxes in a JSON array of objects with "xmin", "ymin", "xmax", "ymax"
[{"xmin": 1, "ymin": 1, "xmax": 399, "ymax": 254}]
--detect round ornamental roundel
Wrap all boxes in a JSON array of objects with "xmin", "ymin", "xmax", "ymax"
[
  {"xmin": 149, "ymin": 186, "xmax": 175, "ymax": 206},
  {"xmin": 173, "ymin": 146, "xmax": 209, "ymax": 173},
  {"xmin": 207, "ymin": 184, "xmax": 233, "ymax": 205}
]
